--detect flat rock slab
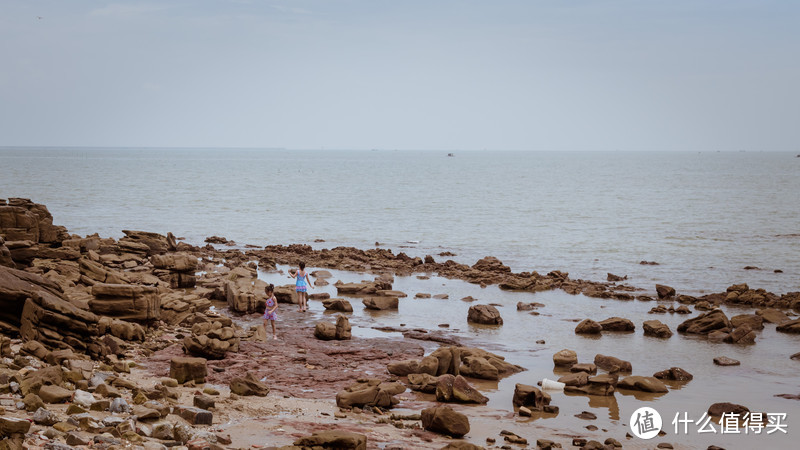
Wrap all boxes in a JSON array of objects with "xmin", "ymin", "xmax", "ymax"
[{"xmin": 713, "ymin": 356, "xmax": 741, "ymax": 366}]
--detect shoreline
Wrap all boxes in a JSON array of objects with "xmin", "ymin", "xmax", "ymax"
[{"xmin": 1, "ymin": 198, "xmax": 798, "ymax": 449}]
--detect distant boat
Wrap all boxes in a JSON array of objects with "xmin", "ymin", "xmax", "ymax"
[{"xmin": 447, "ymin": 153, "xmax": 455, "ymax": 157}]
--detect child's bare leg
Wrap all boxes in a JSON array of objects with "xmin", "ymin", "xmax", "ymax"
[{"xmin": 271, "ymin": 320, "xmax": 276, "ymax": 338}]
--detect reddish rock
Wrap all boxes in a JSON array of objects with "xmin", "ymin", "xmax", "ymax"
[
  {"xmin": 421, "ymin": 405, "xmax": 470, "ymax": 437},
  {"xmin": 677, "ymin": 310, "xmax": 731, "ymax": 335},
  {"xmin": 362, "ymin": 296, "xmax": 399, "ymax": 310},
  {"xmin": 643, "ymin": 320, "xmax": 673, "ymax": 338},
  {"xmin": 174, "ymin": 405, "xmax": 213, "ymax": 425},
  {"xmin": 575, "ymin": 319, "xmax": 602, "ymax": 334},
  {"xmin": 730, "ymin": 314, "xmax": 764, "ymax": 330},
  {"xmin": 757, "ymin": 308, "xmax": 791, "ymax": 324},
  {"xmin": 776, "ymin": 318, "xmax": 800, "ymax": 334},
  {"xmin": 293, "ymin": 431, "xmax": 367, "ymax": 450},
  {"xmin": 322, "ymin": 298, "xmax": 353, "ymax": 312},
  {"xmin": 653, "ymin": 367, "xmax": 693, "ymax": 381},
  {"xmin": 512, "ymin": 383, "xmax": 551, "ymax": 410},
  {"xmin": 656, "ymin": 284, "xmax": 676, "ymax": 298},
  {"xmin": 553, "ymin": 349, "xmax": 578, "ymax": 367},
  {"xmin": 724, "ymin": 324, "xmax": 757, "ymax": 344},
  {"xmin": 617, "ymin": 376, "xmax": 668, "ymax": 393},
  {"xmin": 170, "ymin": 357, "xmax": 207, "ymax": 384},
  {"xmin": 599, "ymin": 317, "xmax": 635, "ymax": 332},
  {"xmin": 558, "ymin": 372, "xmax": 589, "ymax": 387},
  {"xmin": 594, "ymin": 354, "xmax": 632, "ymax": 373},
  {"xmin": 713, "ymin": 356, "xmax": 740, "ymax": 366},
  {"xmin": 708, "ymin": 402, "xmax": 749, "ymax": 417},
  {"xmin": 435, "ymin": 374, "xmax": 489, "ymax": 404},
  {"xmin": 467, "ymin": 304, "xmax": 503, "ymax": 325}
]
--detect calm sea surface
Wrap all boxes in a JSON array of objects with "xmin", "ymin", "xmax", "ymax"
[
  {"xmin": 2, "ymin": 147, "xmax": 800, "ymax": 448},
  {"xmin": 1, "ymin": 148, "xmax": 797, "ymax": 295}
]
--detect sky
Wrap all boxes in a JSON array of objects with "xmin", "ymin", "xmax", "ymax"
[{"xmin": 1, "ymin": 0, "xmax": 798, "ymax": 151}]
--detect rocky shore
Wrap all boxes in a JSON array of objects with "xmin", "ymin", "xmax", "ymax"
[{"xmin": 1, "ymin": 198, "xmax": 798, "ymax": 449}]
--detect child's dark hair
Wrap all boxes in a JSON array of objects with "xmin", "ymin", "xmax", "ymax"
[
  {"xmin": 265, "ymin": 283, "xmax": 274, "ymax": 293},
  {"xmin": 299, "ymin": 261, "xmax": 306, "ymax": 270}
]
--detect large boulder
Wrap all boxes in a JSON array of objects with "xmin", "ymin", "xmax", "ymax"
[
  {"xmin": 677, "ymin": 310, "xmax": 731, "ymax": 335},
  {"xmin": 421, "ymin": 405, "xmax": 470, "ymax": 437},
  {"xmin": 8, "ymin": 267, "xmax": 101, "ymax": 354},
  {"xmin": 0, "ymin": 199, "xmax": 68, "ymax": 244},
  {"xmin": 151, "ymin": 253, "xmax": 198, "ymax": 288},
  {"xmin": 467, "ymin": 304, "xmax": 503, "ymax": 325},
  {"xmin": 225, "ymin": 268, "xmax": 268, "ymax": 314},
  {"xmin": 90, "ymin": 284, "xmax": 160, "ymax": 322}
]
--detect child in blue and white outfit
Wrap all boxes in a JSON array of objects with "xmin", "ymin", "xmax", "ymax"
[{"xmin": 289, "ymin": 261, "xmax": 313, "ymax": 312}]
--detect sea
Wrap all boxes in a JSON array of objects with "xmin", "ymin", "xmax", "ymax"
[
  {"xmin": 1, "ymin": 148, "xmax": 798, "ymax": 295},
  {"xmin": 2, "ymin": 147, "xmax": 799, "ymax": 448}
]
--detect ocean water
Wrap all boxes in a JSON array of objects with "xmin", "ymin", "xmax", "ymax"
[
  {"xmin": 3, "ymin": 147, "xmax": 800, "ymax": 448},
  {"xmin": 1, "ymin": 147, "xmax": 798, "ymax": 295}
]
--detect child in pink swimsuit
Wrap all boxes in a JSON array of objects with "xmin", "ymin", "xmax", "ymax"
[{"xmin": 263, "ymin": 284, "xmax": 278, "ymax": 339}]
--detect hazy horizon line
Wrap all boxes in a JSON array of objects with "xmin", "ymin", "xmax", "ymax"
[{"xmin": 1, "ymin": 146, "xmax": 796, "ymax": 153}]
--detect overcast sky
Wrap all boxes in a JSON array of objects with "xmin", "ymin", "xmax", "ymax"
[{"xmin": 1, "ymin": 1, "xmax": 798, "ymax": 151}]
